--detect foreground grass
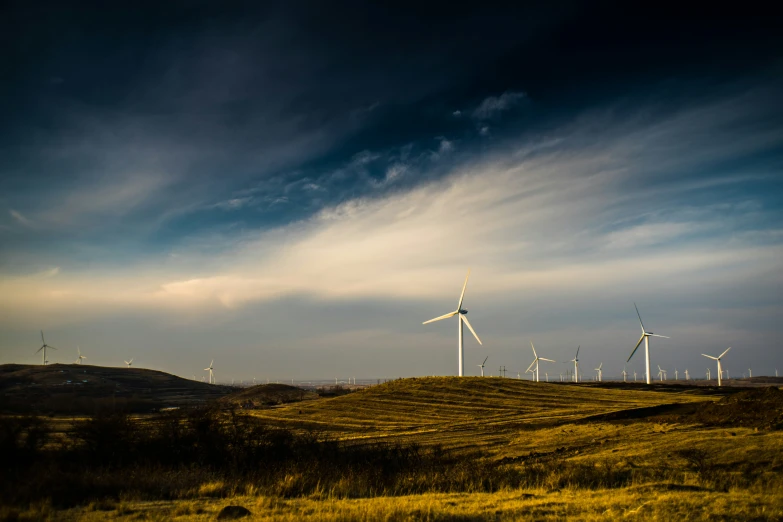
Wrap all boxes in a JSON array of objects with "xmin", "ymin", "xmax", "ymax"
[
  {"xmin": 3, "ymin": 379, "xmax": 781, "ymax": 520},
  {"xmin": 16, "ymin": 486, "xmax": 783, "ymax": 521}
]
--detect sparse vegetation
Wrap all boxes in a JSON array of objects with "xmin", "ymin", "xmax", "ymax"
[{"xmin": 1, "ymin": 375, "xmax": 782, "ymax": 520}]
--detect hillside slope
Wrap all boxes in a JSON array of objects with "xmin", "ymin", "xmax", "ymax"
[
  {"xmin": 0, "ymin": 364, "xmax": 233, "ymax": 413},
  {"xmin": 219, "ymin": 383, "xmax": 318, "ymax": 408},
  {"xmin": 252, "ymin": 377, "xmax": 714, "ymax": 450}
]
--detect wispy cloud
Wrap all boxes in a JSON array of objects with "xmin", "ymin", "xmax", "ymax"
[
  {"xmin": 9, "ymin": 209, "xmax": 34, "ymax": 228},
  {"xmin": 472, "ymin": 91, "xmax": 527, "ymax": 120},
  {"xmin": 2, "ymin": 90, "xmax": 780, "ymax": 322}
]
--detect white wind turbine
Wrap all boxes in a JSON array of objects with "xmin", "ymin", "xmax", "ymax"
[
  {"xmin": 526, "ymin": 341, "xmax": 555, "ymax": 383},
  {"xmin": 622, "ymin": 366, "xmax": 628, "ymax": 382},
  {"xmin": 627, "ymin": 304, "xmax": 669, "ymax": 384},
  {"xmin": 748, "ymin": 368, "xmax": 752, "ymax": 378},
  {"xmin": 702, "ymin": 347, "xmax": 731, "ymax": 387},
  {"xmin": 124, "ymin": 358, "xmax": 133, "ymax": 368},
  {"xmin": 477, "ymin": 356, "xmax": 489, "ymax": 377},
  {"xmin": 75, "ymin": 346, "xmax": 86, "ymax": 365},
  {"xmin": 684, "ymin": 369, "xmax": 690, "ymax": 381},
  {"xmin": 675, "ymin": 368, "xmax": 679, "ymax": 381},
  {"xmin": 633, "ymin": 370, "xmax": 637, "ymax": 382},
  {"xmin": 36, "ymin": 330, "xmax": 56, "ymax": 365},
  {"xmin": 204, "ymin": 360, "xmax": 215, "ymax": 384},
  {"xmin": 657, "ymin": 365, "xmax": 665, "ymax": 382},
  {"xmin": 569, "ymin": 346, "xmax": 580, "ymax": 383},
  {"xmin": 706, "ymin": 367, "xmax": 711, "ymax": 380},
  {"xmin": 422, "ymin": 269, "xmax": 482, "ymax": 376},
  {"xmin": 595, "ymin": 363, "xmax": 603, "ymax": 382}
]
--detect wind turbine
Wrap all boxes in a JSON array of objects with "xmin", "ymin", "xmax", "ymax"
[
  {"xmin": 36, "ymin": 331, "xmax": 56, "ymax": 365},
  {"xmin": 422, "ymin": 269, "xmax": 482, "ymax": 376},
  {"xmin": 595, "ymin": 363, "xmax": 603, "ymax": 382},
  {"xmin": 622, "ymin": 366, "xmax": 628, "ymax": 382},
  {"xmin": 634, "ymin": 370, "xmax": 637, "ymax": 382},
  {"xmin": 477, "ymin": 356, "xmax": 489, "ymax": 377},
  {"xmin": 204, "ymin": 360, "xmax": 215, "ymax": 384},
  {"xmin": 627, "ymin": 304, "xmax": 669, "ymax": 384},
  {"xmin": 748, "ymin": 368, "xmax": 752, "ymax": 378},
  {"xmin": 75, "ymin": 346, "xmax": 86, "ymax": 365},
  {"xmin": 526, "ymin": 341, "xmax": 555, "ymax": 383},
  {"xmin": 702, "ymin": 347, "xmax": 731, "ymax": 387},
  {"xmin": 657, "ymin": 365, "xmax": 665, "ymax": 382},
  {"xmin": 685, "ymin": 369, "xmax": 690, "ymax": 381},
  {"xmin": 706, "ymin": 367, "xmax": 711, "ymax": 380},
  {"xmin": 124, "ymin": 358, "xmax": 133, "ymax": 368},
  {"xmin": 569, "ymin": 346, "xmax": 580, "ymax": 383},
  {"xmin": 675, "ymin": 368, "xmax": 679, "ymax": 381}
]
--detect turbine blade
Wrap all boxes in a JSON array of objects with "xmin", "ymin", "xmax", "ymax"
[
  {"xmin": 460, "ymin": 314, "xmax": 482, "ymax": 345},
  {"xmin": 48, "ymin": 345, "xmax": 57, "ymax": 350},
  {"xmin": 423, "ymin": 311, "xmax": 458, "ymax": 324},
  {"xmin": 634, "ymin": 303, "xmax": 645, "ymax": 333},
  {"xmin": 649, "ymin": 334, "xmax": 669, "ymax": 339},
  {"xmin": 540, "ymin": 358, "xmax": 556, "ymax": 363},
  {"xmin": 41, "ymin": 331, "xmax": 45, "ymax": 343},
  {"xmin": 36, "ymin": 346, "xmax": 44, "ymax": 353},
  {"xmin": 457, "ymin": 269, "xmax": 470, "ymax": 310},
  {"xmin": 627, "ymin": 334, "xmax": 645, "ymax": 362},
  {"xmin": 530, "ymin": 341, "xmax": 537, "ymax": 358},
  {"xmin": 702, "ymin": 354, "xmax": 718, "ymax": 360},
  {"xmin": 575, "ymin": 345, "xmax": 580, "ymax": 359},
  {"xmin": 525, "ymin": 360, "xmax": 536, "ymax": 374},
  {"xmin": 719, "ymin": 346, "xmax": 732, "ymax": 359},
  {"xmin": 482, "ymin": 356, "xmax": 489, "ymax": 365}
]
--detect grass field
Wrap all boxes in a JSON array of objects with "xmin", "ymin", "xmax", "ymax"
[{"xmin": 2, "ymin": 375, "xmax": 783, "ymax": 521}]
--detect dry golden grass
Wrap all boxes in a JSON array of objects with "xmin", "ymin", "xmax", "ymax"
[
  {"xmin": 44, "ymin": 486, "xmax": 783, "ymax": 521},
  {"xmin": 4, "ymin": 378, "xmax": 782, "ymax": 521}
]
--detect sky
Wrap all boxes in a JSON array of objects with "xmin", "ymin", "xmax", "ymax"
[{"xmin": 1, "ymin": 2, "xmax": 782, "ymax": 382}]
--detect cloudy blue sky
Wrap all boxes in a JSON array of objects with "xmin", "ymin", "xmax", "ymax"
[{"xmin": 1, "ymin": 2, "xmax": 782, "ymax": 381}]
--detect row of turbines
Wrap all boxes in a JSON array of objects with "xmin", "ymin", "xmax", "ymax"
[
  {"xmin": 423, "ymin": 270, "xmax": 772, "ymax": 387},
  {"xmin": 29, "ymin": 270, "xmax": 775, "ymax": 386}
]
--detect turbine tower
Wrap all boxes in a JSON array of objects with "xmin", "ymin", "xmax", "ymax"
[
  {"xmin": 702, "ymin": 347, "xmax": 731, "ymax": 387},
  {"xmin": 422, "ymin": 269, "xmax": 482, "ymax": 376},
  {"xmin": 124, "ymin": 358, "xmax": 133, "ymax": 368},
  {"xmin": 477, "ymin": 356, "xmax": 489, "ymax": 377},
  {"xmin": 627, "ymin": 303, "xmax": 669, "ymax": 384},
  {"xmin": 75, "ymin": 346, "xmax": 86, "ymax": 365},
  {"xmin": 36, "ymin": 331, "xmax": 56, "ymax": 365},
  {"xmin": 204, "ymin": 360, "xmax": 215, "ymax": 384},
  {"xmin": 526, "ymin": 341, "xmax": 555, "ymax": 383},
  {"xmin": 569, "ymin": 346, "xmax": 580, "ymax": 383},
  {"xmin": 594, "ymin": 363, "xmax": 603, "ymax": 382}
]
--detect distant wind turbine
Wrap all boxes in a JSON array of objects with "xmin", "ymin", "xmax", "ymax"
[
  {"xmin": 634, "ymin": 370, "xmax": 637, "ymax": 382},
  {"xmin": 75, "ymin": 346, "xmax": 86, "ymax": 365},
  {"xmin": 627, "ymin": 304, "xmax": 669, "ymax": 384},
  {"xmin": 422, "ymin": 269, "xmax": 482, "ymax": 376},
  {"xmin": 622, "ymin": 366, "xmax": 628, "ymax": 383},
  {"xmin": 706, "ymin": 367, "xmax": 711, "ymax": 380},
  {"xmin": 685, "ymin": 369, "xmax": 690, "ymax": 381},
  {"xmin": 124, "ymin": 358, "xmax": 133, "ymax": 368},
  {"xmin": 204, "ymin": 360, "xmax": 215, "ymax": 384},
  {"xmin": 477, "ymin": 356, "xmax": 489, "ymax": 377},
  {"xmin": 748, "ymin": 368, "xmax": 752, "ymax": 378},
  {"xmin": 526, "ymin": 341, "xmax": 555, "ymax": 383},
  {"xmin": 702, "ymin": 347, "xmax": 731, "ymax": 387},
  {"xmin": 569, "ymin": 346, "xmax": 580, "ymax": 383},
  {"xmin": 36, "ymin": 331, "xmax": 56, "ymax": 365},
  {"xmin": 595, "ymin": 363, "xmax": 603, "ymax": 382},
  {"xmin": 674, "ymin": 368, "xmax": 679, "ymax": 381}
]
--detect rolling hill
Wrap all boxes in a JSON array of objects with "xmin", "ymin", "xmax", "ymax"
[{"xmin": 0, "ymin": 363, "xmax": 234, "ymax": 414}]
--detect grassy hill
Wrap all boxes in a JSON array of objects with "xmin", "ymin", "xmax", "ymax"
[
  {"xmin": 251, "ymin": 377, "xmax": 716, "ymax": 449},
  {"xmin": 0, "ymin": 363, "xmax": 233, "ymax": 414},
  {"xmin": 219, "ymin": 383, "xmax": 318, "ymax": 408}
]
